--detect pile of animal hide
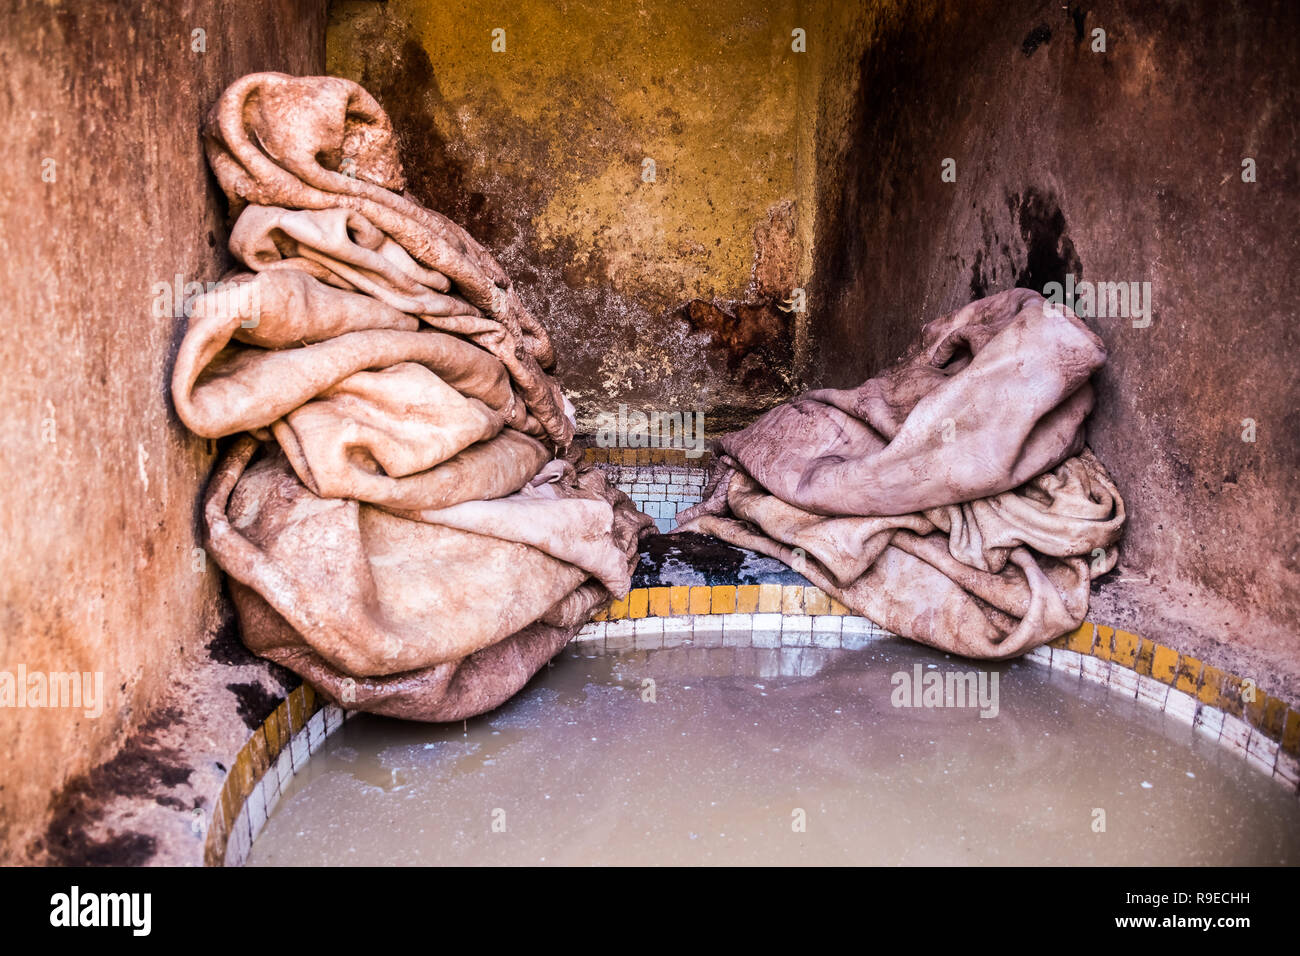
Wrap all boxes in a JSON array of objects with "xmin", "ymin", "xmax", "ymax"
[
  {"xmin": 677, "ymin": 289, "xmax": 1126, "ymax": 658},
  {"xmin": 174, "ymin": 73, "xmax": 650, "ymax": 720}
]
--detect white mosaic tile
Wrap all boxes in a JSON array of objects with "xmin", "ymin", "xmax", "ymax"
[
  {"xmin": 840, "ymin": 616, "xmax": 877, "ymax": 634},
  {"xmin": 246, "ymin": 779, "xmax": 267, "ymax": 838},
  {"xmin": 811, "ymin": 616, "xmax": 843, "ymax": 648},
  {"xmin": 722, "ymin": 614, "xmax": 754, "ymax": 647},
  {"xmin": 1275, "ymin": 751, "xmax": 1300, "ymax": 789},
  {"xmin": 324, "ymin": 705, "xmax": 344, "ymax": 734},
  {"xmin": 1163, "ymin": 687, "xmax": 1198, "ymax": 725},
  {"xmin": 692, "ymin": 616, "xmax": 725, "ymax": 648},
  {"xmin": 659, "ymin": 617, "xmax": 693, "ymax": 649},
  {"xmin": 289, "ymin": 733, "xmax": 309, "ymax": 773},
  {"xmin": 274, "ymin": 747, "xmax": 293, "ymax": 792},
  {"xmin": 1246, "ymin": 729, "xmax": 1279, "ymax": 774},
  {"xmin": 634, "ymin": 616, "xmax": 664, "ymax": 636},
  {"xmin": 781, "ymin": 615, "xmax": 813, "ymax": 646},
  {"xmin": 1136, "ymin": 674, "xmax": 1170, "ymax": 710},
  {"xmin": 1109, "ymin": 665, "xmax": 1140, "ymax": 699},
  {"xmin": 1024, "ymin": 645, "xmax": 1052, "ymax": 666},
  {"xmin": 633, "ymin": 619, "xmax": 664, "ymax": 651},
  {"xmin": 604, "ymin": 619, "xmax": 635, "ymax": 641},
  {"xmin": 1054, "ymin": 648, "xmax": 1083, "ymax": 678},
  {"xmin": 1220, "ymin": 714, "xmax": 1252, "ymax": 756},
  {"xmin": 1080, "ymin": 655, "xmax": 1111, "ymax": 686},
  {"xmin": 1194, "ymin": 704, "xmax": 1225, "ymax": 740},
  {"xmin": 307, "ymin": 710, "xmax": 326, "ymax": 753}
]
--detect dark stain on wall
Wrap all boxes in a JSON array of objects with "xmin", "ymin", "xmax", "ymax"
[
  {"xmin": 364, "ymin": 39, "xmax": 503, "ymax": 246},
  {"xmin": 1010, "ymin": 188, "xmax": 1082, "ymax": 292},
  {"xmin": 1021, "ymin": 23, "xmax": 1052, "ymax": 57},
  {"xmin": 38, "ymin": 708, "xmax": 191, "ymax": 867}
]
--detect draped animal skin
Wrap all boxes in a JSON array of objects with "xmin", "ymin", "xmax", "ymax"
[
  {"xmin": 177, "ymin": 74, "xmax": 651, "ymax": 720},
  {"xmin": 203, "ymin": 71, "xmax": 572, "ymax": 446},
  {"xmin": 677, "ymin": 289, "xmax": 1126, "ymax": 659}
]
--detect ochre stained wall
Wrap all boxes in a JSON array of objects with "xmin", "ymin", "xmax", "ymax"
[{"xmin": 327, "ymin": 0, "xmax": 837, "ymax": 431}]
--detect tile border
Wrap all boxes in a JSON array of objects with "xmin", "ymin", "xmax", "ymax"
[
  {"xmin": 209, "ymin": 589, "xmax": 1299, "ymax": 865},
  {"xmin": 204, "ymin": 682, "xmax": 354, "ymax": 867},
  {"xmin": 581, "ymin": 446, "xmax": 712, "ymax": 467}
]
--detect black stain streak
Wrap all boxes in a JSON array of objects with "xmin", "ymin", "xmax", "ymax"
[
  {"xmin": 1021, "ymin": 24, "xmax": 1052, "ymax": 57},
  {"xmin": 970, "ymin": 249, "xmax": 987, "ymax": 299},
  {"xmin": 968, "ymin": 188, "xmax": 1082, "ymax": 301},
  {"xmin": 1012, "ymin": 187, "xmax": 1082, "ymax": 292},
  {"xmin": 1068, "ymin": 4, "xmax": 1088, "ymax": 43},
  {"xmin": 226, "ymin": 681, "xmax": 284, "ymax": 731}
]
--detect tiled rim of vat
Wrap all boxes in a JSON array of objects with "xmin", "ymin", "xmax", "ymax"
[{"xmin": 207, "ymin": 587, "xmax": 1300, "ymax": 866}]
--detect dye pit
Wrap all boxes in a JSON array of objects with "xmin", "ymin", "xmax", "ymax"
[{"xmin": 249, "ymin": 640, "xmax": 1300, "ymax": 866}]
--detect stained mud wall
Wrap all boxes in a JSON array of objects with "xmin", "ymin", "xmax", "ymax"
[
  {"xmin": 806, "ymin": 0, "xmax": 1300, "ymax": 695},
  {"xmin": 327, "ymin": 0, "xmax": 832, "ymax": 431},
  {"xmin": 0, "ymin": 0, "xmax": 326, "ymax": 861}
]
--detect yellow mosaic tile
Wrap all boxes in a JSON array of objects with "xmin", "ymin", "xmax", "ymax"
[
  {"xmin": 591, "ymin": 606, "xmax": 608, "ymax": 622},
  {"xmin": 711, "ymin": 585, "xmax": 737, "ymax": 614},
  {"xmin": 829, "ymin": 597, "xmax": 850, "ymax": 615},
  {"xmin": 1263, "ymin": 696, "xmax": 1287, "ymax": 738},
  {"xmin": 607, "ymin": 595, "xmax": 629, "ymax": 620},
  {"xmin": 1048, "ymin": 631, "xmax": 1069, "ymax": 649},
  {"xmin": 288, "ymin": 687, "xmax": 305, "ymax": 733},
  {"xmin": 781, "ymin": 585, "xmax": 804, "ymax": 614},
  {"xmin": 1244, "ymin": 685, "xmax": 1268, "ymax": 729},
  {"xmin": 262, "ymin": 707, "xmax": 283, "ymax": 761},
  {"xmin": 1150, "ymin": 644, "xmax": 1179, "ymax": 685},
  {"xmin": 1134, "ymin": 638, "xmax": 1156, "ymax": 677},
  {"xmin": 247, "ymin": 727, "xmax": 270, "ymax": 780},
  {"xmin": 205, "ymin": 803, "xmax": 229, "ymax": 867},
  {"xmin": 1175, "ymin": 655, "xmax": 1202, "ymax": 695},
  {"xmin": 1197, "ymin": 664, "xmax": 1227, "ymax": 707},
  {"xmin": 219, "ymin": 775, "xmax": 237, "ymax": 832},
  {"xmin": 735, "ymin": 585, "xmax": 760, "ymax": 614},
  {"xmin": 628, "ymin": 588, "xmax": 649, "ymax": 619},
  {"xmin": 648, "ymin": 586, "xmax": 670, "ymax": 617},
  {"xmin": 275, "ymin": 701, "xmax": 294, "ymax": 754},
  {"xmin": 1065, "ymin": 622, "xmax": 1094, "ymax": 655},
  {"xmin": 804, "ymin": 588, "xmax": 831, "ymax": 615},
  {"xmin": 689, "ymin": 586, "xmax": 712, "ymax": 615},
  {"xmin": 1093, "ymin": 624, "xmax": 1114, "ymax": 660},
  {"xmin": 302, "ymin": 683, "xmax": 316, "ymax": 716},
  {"xmin": 1282, "ymin": 709, "xmax": 1300, "ymax": 757},
  {"xmin": 1218, "ymin": 673, "xmax": 1246, "ymax": 717},
  {"xmin": 757, "ymin": 584, "xmax": 782, "ymax": 613},
  {"xmin": 232, "ymin": 746, "xmax": 254, "ymax": 804},
  {"xmin": 1111, "ymin": 629, "xmax": 1140, "ymax": 668},
  {"xmin": 669, "ymin": 585, "xmax": 690, "ymax": 616}
]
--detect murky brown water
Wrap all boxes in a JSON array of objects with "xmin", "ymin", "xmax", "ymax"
[{"xmin": 248, "ymin": 639, "xmax": 1300, "ymax": 866}]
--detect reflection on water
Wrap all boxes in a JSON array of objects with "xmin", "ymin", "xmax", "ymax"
[{"xmin": 248, "ymin": 639, "xmax": 1300, "ymax": 865}]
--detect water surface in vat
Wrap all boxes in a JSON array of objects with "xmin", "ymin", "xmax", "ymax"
[{"xmin": 248, "ymin": 639, "xmax": 1300, "ymax": 865}]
